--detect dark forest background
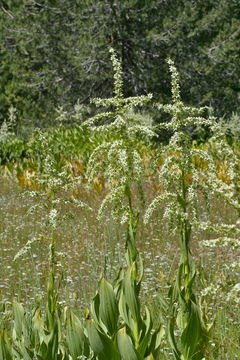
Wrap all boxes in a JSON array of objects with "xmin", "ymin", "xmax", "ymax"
[{"xmin": 0, "ymin": 0, "xmax": 239, "ymax": 134}]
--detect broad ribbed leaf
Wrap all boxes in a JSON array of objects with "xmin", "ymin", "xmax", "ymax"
[
  {"xmin": 143, "ymin": 306, "xmax": 151, "ymax": 335},
  {"xmin": 91, "ymin": 292, "xmax": 100, "ymax": 325},
  {"xmin": 167, "ymin": 317, "xmax": 181, "ymax": 360},
  {"xmin": 13, "ymin": 301, "xmax": 25, "ymax": 338},
  {"xmin": 15, "ymin": 345, "xmax": 32, "ymax": 360},
  {"xmin": 125, "ymin": 221, "xmax": 137, "ymax": 265},
  {"xmin": 113, "ymin": 268, "xmax": 124, "ymax": 300},
  {"xmin": 117, "ymin": 327, "xmax": 142, "ymax": 360},
  {"xmin": 147, "ymin": 325, "xmax": 165, "ymax": 359},
  {"xmin": 43, "ymin": 322, "xmax": 59, "ymax": 360},
  {"xmin": 99, "ymin": 277, "xmax": 119, "ymax": 335},
  {"xmin": 137, "ymin": 255, "xmax": 144, "ymax": 286},
  {"xmin": 137, "ymin": 331, "xmax": 150, "ymax": 358},
  {"xmin": 136, "ymin": 307, "xmax": 150, "ymax": 357},
  {"xmin": 86, "ymin": 319, "xmax": 120, "ymax": 360},
  {"xmin": 153, "ymin": 325, "xmax": 165, "ymax": 352},
  {"xmin": 0, "ymin": 330, "xmax": 12, "ymax": 360},
  {"xmin": 123, "ymin": 263, "xmax": 140, "ymax": 324},
  {"xmin": 32, "ymin": 308, "xmax": 45, "ymax": 345},
  {"xmin": 119, "ymin": 290, "xmax": 139, "ymax": 343},
  {"xmin": 66, "ymin": 312, "xmax": 89, "ymax": 360},
  {"xmin": 181, "ymin": 301, "xmax": 203, "ymax": 359},
  {"xmin": 119, "ymin": 291, "xmax": 131, "ymax": 328}
]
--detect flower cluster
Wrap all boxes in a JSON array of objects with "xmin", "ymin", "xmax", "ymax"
[
  {"xmin": 85, "ymin": 48, "xmax": 156, "ymax": 222},
  {"xmin": 144, "ymin": 59, "xmax": 217, "ymax": 231}
]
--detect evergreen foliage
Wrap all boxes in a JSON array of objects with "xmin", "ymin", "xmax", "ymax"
[{"xmin": 1, "ymin": 0, "xmax": 239, "ymax": 128}]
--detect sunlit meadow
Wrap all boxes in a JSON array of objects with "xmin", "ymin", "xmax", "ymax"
[{"xmin": 0, "ymin": 50, "xmax": 239, "ymax": 359}]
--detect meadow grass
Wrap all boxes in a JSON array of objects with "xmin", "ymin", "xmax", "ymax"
[{"xmin": 0, "ymin": 178, "xmax": 239, "ymax": 358}]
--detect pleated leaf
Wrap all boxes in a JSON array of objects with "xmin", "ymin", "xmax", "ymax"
[
  {"xmin": 117, "ymin": 327, "xmax": 142, "ymax": 360},
  {"xmin": 12, "ymin": 301, "xmax": 25, "ymax": 339},
  {"xmin": 86, "ymin": 318, "xmax": 120, "ymax": 360},
  {"xmin": 32, "ymin": 308, "xmax": 45, "ymax": 345},
  {"xmin": 181, "ymin": 301, "xmax": 203, "ymax": 359},
  {"xmin": 66, "ymin": 312, "xmax": 89, "ymax": 360},
  {"xmin": 0, "ymin": 330, "xmax": 12, "ymax": 360},
  {"xmin": 123, "ymin": 263, "xmax": 141, "ymax": 324},
  {"xmin": 99, "ymin": 277, "xmax": 119, "ymax": 335},
  {"xmin": 167, "ymin": 317, "xmax": 181, "ymax": 360}
]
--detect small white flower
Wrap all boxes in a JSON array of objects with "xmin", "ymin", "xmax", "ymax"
[{"xmin": 48, "ymin": 209, "xmax": 58, "ymax": 229}]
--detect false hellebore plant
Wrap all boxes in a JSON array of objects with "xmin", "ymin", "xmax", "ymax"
[
  {"xmin": 85, "ymin": 47, "xmax": 155, "ymax": 224},
  {"xmin": 145, "ymin": 59, "xmax": 217, "ymax": 360},
  {"xmin": 82, "ymin": 48, "xmax": 165, "ymax": 359},
  {"xmin": 199, "ymin": 121, "xmax": 240, "ymax": 310}
]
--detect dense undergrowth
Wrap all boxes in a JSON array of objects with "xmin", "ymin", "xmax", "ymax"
[{"xmin": 0, "ymin": 50, "xmax": 239, "ymax": 359}]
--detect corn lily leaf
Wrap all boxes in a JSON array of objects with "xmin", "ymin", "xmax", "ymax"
[
  {"xmin": 167, "ymin": 317, "xmax": 181, "ymax": 360},
  {"xmin": 86, "ymin": 318, "xmax": 120, "ymax": 360},
  {"xmin": 117, "ymin": 327, "xmax": 142, "ymax": 360},
  {"xmin": 181, "ymin": 301, "xmax": 203, "ymax": 360},
  {"xmin": 0, "ymin": 330, "xmax": 12, "ymax": 360},
  {"xmin": 66, "ymin": 311, "xmax": 90, "ymax": 360},
  {"xmin": 32, "ymin": 308, "xmax": 45, "ymax": 345},
  {"xmin": 99, "ymin": 277, "xmax": 119, "ymax": 336},
  {"xmin": 12, "ymin": 301, "xmax": 25, "ymax": 339},
  {"xmin": 123, "ymin": 263, "xmax": 141, "ymax": 325}
]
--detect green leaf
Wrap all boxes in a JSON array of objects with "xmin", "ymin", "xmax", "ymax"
[
  {"xmin": 122, "ymin": 262, "xmax": 143, "ymax": 343},
  {"xmin": 12, "ymin": 301, "xmax": 25, "ymax": 339},
  {"xmin": 125, "ymin": 219, "xmax": 138, "ymax": 265},
  {"xmin": 123, "ymin": 263, "xmax": 141, "ymax": 324},
  {"xmin": 153, "ymin": 325, "xmax": 165, "ymax": 352},
  {"xmin": 0, "ymin": 330, "xmax": 12, "ymax": 360},
  {"xmin": 136, "ymin": 307, "xmax": 151, "ymax": 357},
  {"xmin": 86, "ymin": 318, "xmax": 120, "ymax": 360},
  {"xmin": 145, "ymin": 354, "xmax": 154, "ymax": 360},
  {"xmin": 119, "ymin": 291, "xmax": 131, "ymax": 329},
  {"xmin": 66, "ymin": 311, "xmax": 90, "ymax": 360},
  {"xmin": 143, "ymin": 306, "xmax": 152, "ymax": 335},
  {"xmin": 32, "ymin": 308, "xmax": 45, "ymax": 345},
  {"xmin": 181, "ymin": 301, "xmax": 203, "ymax": 359},
  {"xmin": 141, "ymin": 318, "xmax": 165, "ymax": 358},
  {"xmin": 137, "ymin": 254, "xmax": 144, "ymax": 285},
  {"xmin": 15, "ymin": 345, "xmax": 33, "ymax": 360},
  {"xmin": 99, "ymin": 277, "xmax": 119, "ymax": 335},
  {"xmin": 117, "ymin": 327, "xmax": 142, "ymax": 360},
  {"xmin": 167, "ymin": 317, "xmax": 181, "ymax": 360},
  {"xmin": 41, "ymin": 321, "xmax": 59, "ymax": 360},
  {"xmin": 137, "ymin": 331, "xmax": 150, "ymax": 358}
]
